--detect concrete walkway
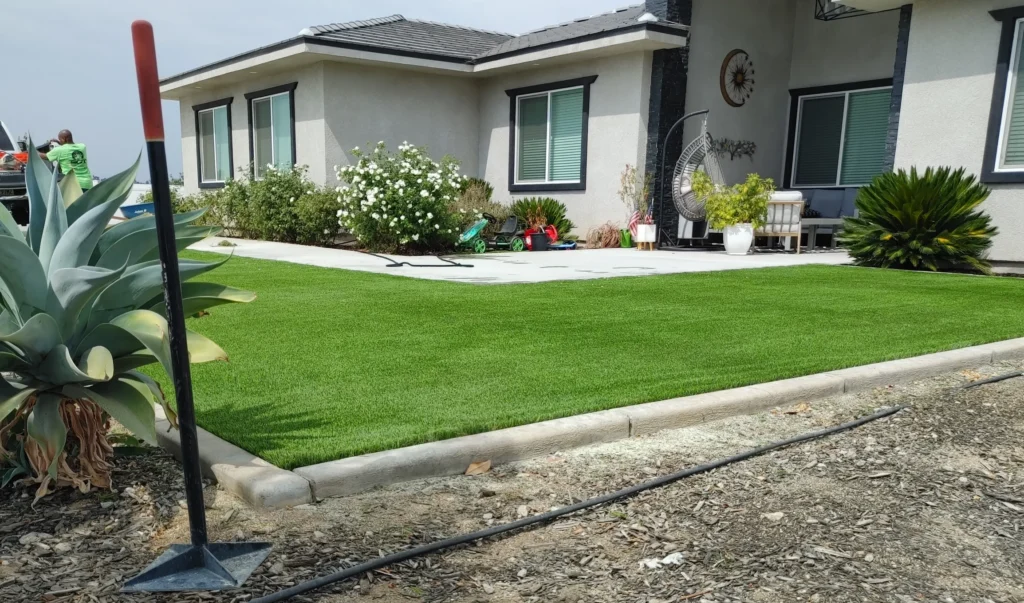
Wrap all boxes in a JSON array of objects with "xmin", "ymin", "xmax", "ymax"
[{"xmin": 190, "ymin": 237, "xmax": 851, "ymax": 284}]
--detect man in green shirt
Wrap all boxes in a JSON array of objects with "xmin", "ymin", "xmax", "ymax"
[{"xmin": 40, "ymin": 130, "xmax": 93, "ymax": 191}]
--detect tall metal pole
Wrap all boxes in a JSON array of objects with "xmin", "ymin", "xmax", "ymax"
[{"xmin": 122, "ymin": 21, "xmax": 270, "ymax": 593}]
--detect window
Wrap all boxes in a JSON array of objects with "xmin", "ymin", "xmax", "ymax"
[
  {"xmin": 789, "ymin": 84, "xmax": 893, "ymax": 188},
  {"xmin": 984, "ymin": 7, "xmax": 1024, "ymax": 183},
  {"xmin": 245, "ymin": 83, "xmax": 297, "ymax": 179},
  {"xmin": 506, "ymin": 76, "xmax": 597, "ymax": 192},
  {"xmin": 192, "ymin": 98, "xmax": 233, "ymax": 188}
]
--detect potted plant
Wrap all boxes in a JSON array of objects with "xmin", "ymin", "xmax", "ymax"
[
  {"xmin": 619, "ymin": 164, "xmax": 655, "ymax": 249},
  {"xmin": 693, "ymin": 171, "xmax": 773, "ymax": 256},
  {"xmin": 524, "ymin": 206, "xmax": 551, "ymax": 251}
]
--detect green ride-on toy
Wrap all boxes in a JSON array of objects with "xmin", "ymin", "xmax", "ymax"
[
  {"xmin": 457, "ymin": 218, "xmax": 490, "ymax": 254},
  {"xmin": 487, "ymin": 214, "xmax": 527, "ymax": 252}
]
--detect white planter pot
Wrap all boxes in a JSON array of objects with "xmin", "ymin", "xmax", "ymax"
[
  {"xmin": 635, "ymin": 223, "xmax": 657, "ymax": 243},
  {"xmin": 723, "ymin": 223, "xmax": 754, "ymax": 256}
]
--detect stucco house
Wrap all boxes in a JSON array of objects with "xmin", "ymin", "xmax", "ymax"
[{"xmin": 161, "ymin": 0, "xmax": 1024, "ymax": 266}]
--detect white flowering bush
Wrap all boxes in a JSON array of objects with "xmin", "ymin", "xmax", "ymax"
[{"xmin": 337, "ymin": 142, "xmax": 467, "ymax": 252}]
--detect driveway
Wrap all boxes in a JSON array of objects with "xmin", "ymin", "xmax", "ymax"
[{"xmin": 189, "ymin": 238, "xmax": 851, "ymax": 284}]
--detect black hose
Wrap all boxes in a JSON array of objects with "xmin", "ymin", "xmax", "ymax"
[
  {"xmin": 961, "ymin": 371, "xmax": 1024, "ymax": 389},
  {"xmin": 359, "ymin": 251, "xmax": 473, "ymax": 268},
  {"xmin": 251, "ymin": 405, "xmax": 906, "ymax": 603}
]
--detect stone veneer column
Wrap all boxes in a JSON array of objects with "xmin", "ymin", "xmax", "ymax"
[
  {"xmin": 883, "ymin": 4, "xmax": 914, "ymax": 172},
  {"xmin": 644, "ymin": 0, "xmax": 693, "ymax": 245}
]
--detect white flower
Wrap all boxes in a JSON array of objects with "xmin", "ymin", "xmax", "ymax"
[
  {"xmin": 412, "ymin": 234, "xmax": 419, "ymax": 241},
  {"xmin": 323, "ymin": 229, "xmax": 331, "ymax": 234},
  {"xmin": 426, "ymin": 212, "xmax": 433, "ymax": 219},
  {"xmin": 400, "ymin": 215, "xmax": 406, "ymax": 220},
  {"xmin": 421, "ymin": 190, "xmax": 430, "ymax": 198},
  {"xmin": 415, "ymin": 211, "xmax": 422, "ymax": 217},
  {"xmin": 337, "ymin": 209, "xmax": 344, "ymax": 217},
  {"xmin": 434, "ymin": 224, "xmax": 440, "ymax": 229}
]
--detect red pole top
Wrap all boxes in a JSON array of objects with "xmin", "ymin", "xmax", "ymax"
[{"xmin": 131, "ymin": 20, "xmax": 165, "ymax": 142}]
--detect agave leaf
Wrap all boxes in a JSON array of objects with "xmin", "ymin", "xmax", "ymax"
[
  {"xmin": 126, "ymin": 370, "xmax": 176, "ymax": 427},
  {"xmin": 38, "ymin": 168, "xmax": 67, "ymax": 274},
  {"xmin": 95, "ymin": 227, "xmax": 158, "ymax": 270},
  {"xmin": 0, "ymin": 234, "xmax": 48, "ymax": 316},
  {"xmin": 94, "ymin": 208, "xmax": 208, "ymax": 260},
  {"xmin": 0, "ymin": 313, "xmax": 61, "ymax": 360},
  {"xmin": 149, "ymin": 283, "xmax": 256, "ymax": 318},
  {"xmin": 72, "ymin": 323, "xmax": 145, "ymax": 361},
  {"xmin": 46, "ymin": 189, "xmax": 131, "ymax": 276},
  {"xmin": 186, "ymin": 330, "xmax": 228, "ymax": 363},
  {"xmin": 59, "ymin": 172, "xmax": 83, "ymax": 207},
  {"xmin": 113, "ymin": 353, "xmax": 158, "ymax": 373},
  {"xmin": 27, "ymin": 393, "xmax": 66, "ymax": 479},
  {"xmin": 0, "ymin": 381, "xmax": 35, "ymax": 423},
  {"xmin": 46, "ymin": 264, "xmax": 127, "ymax": 340},
  {"xmin": 1, "ymin": 309, "xmax": 20, "ymax": 337},
  {"xmin": 66, "ymin": 377, "xmax": 157, "ymax": 446},
  {"xmin": 109, "ymin": 310, "xmax": 174, "ymax": 378},
  {"xmin": 89, "ymin": 258, "xmax": 225, "ymax": 328},
  {"xmin": 37, "ymin": 344, "xmax": 113, "ymax": 385},
  {"xmin": 24, "ymin": 137, "xmax": 53, "ymax": 252},
  {"xmin": 0, "ymin": 204, "xmax": 25, "ymax": 244},
  {"xmin": 0, "ymin": 349, "xmax": 30, "ymax": 372},
  {"xmin": 135, "ymin": 225, "xmax": 222, "ymax": 263},
  {"xmin": 65, "ymin": 155, "xmax": 139, "ymax": 225}
]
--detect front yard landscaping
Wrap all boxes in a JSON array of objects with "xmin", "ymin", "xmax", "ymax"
[{"xmin": 167, "ymin": 253, "xmax": 1024, "ymax": 469}]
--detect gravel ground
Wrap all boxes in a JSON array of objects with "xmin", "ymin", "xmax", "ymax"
[{"xmin": 3, "ymin": 360, "xmax": 1023, "ymax": 603}]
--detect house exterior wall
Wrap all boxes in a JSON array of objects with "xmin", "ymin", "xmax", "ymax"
[
  {"xmin": 895, "ymin": 0, "xmax": 1024, "ymax": 262},
  {"xmin": 477, "ymin": 51, "xmax": 653, "ymax": 235},
  {"xmin": 684, "ymin": 0, "xmax": 797, "ymax": 186},
  {"xmin": 788, "ymin": 0, "xmax": 900, "ymax": 90},
  {"xmin": 321, "ymin": 62, "xmax": 480, "ymax": 186},
  {"xmin": 682, "ymin": 0, "xmax": 899, "ymax": 189},
  {"xmin": 178, "ymin": 63, "xmax": 326, "ymax": 194}
]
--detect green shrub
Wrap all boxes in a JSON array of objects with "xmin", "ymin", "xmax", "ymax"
[
  {"xmin": 164, "ymin": 166, "xmax": 340, "ymax": 245},
  {"xmin": 336, "ymin": 142, "xmax": 466, "ymax": 253},
  {"xmin": 461, "ymin": 177, "xmax": 494, "ymax": 202},
  {"xmin": 449, "ymin": 182, "xmax": 509, "ymax": 238},
  {"xmin": 510, "ymin": 198, "xmax": 575, "ymax": 238},
  {"xmin": 694, "ymin": 171, "xmax": 773, "ymax": 230},
  {"xmin": 840, "ymin": 167, "xmax": 998, "ymax": 273}
]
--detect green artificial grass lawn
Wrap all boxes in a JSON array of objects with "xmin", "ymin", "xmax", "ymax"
[{"xmin": 157, "ymin": 253, "xmax": 1024, "ymax": 469}]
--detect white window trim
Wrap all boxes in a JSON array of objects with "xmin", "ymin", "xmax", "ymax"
[
  {"xmin": 251, "ymin": 91, "xmax": 289, "ymax": 180},
  {"xmin": 198, "ymin": 105, "xmax": 228, "ymax": 184},
  {"xmin": 995, "ymin": 18, "xmax": 1024, "ymax": 173},
  {"xmin": 790, "ymin": 85, "xmax": 893, "ymax": 189},
  {"xmin": 513, "ymin": 85, "xmax": 584, "ymax": 186}
]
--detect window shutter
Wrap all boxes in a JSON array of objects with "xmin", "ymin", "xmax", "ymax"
[
  {"xmin": 271, "ymin": 94, "xmax": 293, "ymax": 170},
  {"xmin": 548, "ymin": 88, "xmax": 584, "ymax": 182},
  {"xmin": 794, "ymin": 95, "xmax": 845, "ymax": 187},
  {"xmin": 517, "ymin": 96, "xmax": 548, "ymax": 182},
  {"xmin": 198, "ymin": 110, "xmax": 216, "ymax": 182},
  {"xmin": 213, "ymin": 106, "xmax": 231, "ymax": 181},
  {"xmin": 840, "ymin": 89, "xmax": 891, "ymax": 185}
]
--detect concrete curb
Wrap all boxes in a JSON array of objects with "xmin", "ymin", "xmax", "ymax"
[
  {"xmin": 153, "ymin": 406, "xmax": 312, "ymax": 508},
  {"xmin": 292, "ymin": 338, "xmax": 1024, "ymax": 501}
]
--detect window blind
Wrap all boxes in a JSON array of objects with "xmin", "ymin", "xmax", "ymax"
[
  {"xmin": 548, "ymin": 88, "xmax": 584, "ymax": 182},
  {"xmin": 840, "ymin": 89, "xmax": 891, "ymax": 186},
  {"xmin": 253, "ymin": 98, "xmax": 273, "ymax": 179},
  {"xmin": 517, "ymin": 96, "xmax": 548, "ymax": 182},
  {"xmin": 271, "ymin": 94, "xmax": 293, "ymax": 171},
  {"xmin": 212, "ymin": 106, "xmax": 231, "ymax": 181},
  {"xmin": 199, "ymin": 110, "xmax": 216, "ymax": 182},
  {"xmin": 794, "ymin": 95, "xmax": 846, "ymax": 187}
]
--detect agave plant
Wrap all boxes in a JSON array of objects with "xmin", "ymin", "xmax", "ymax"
[
  {"xmin": 840, "ymin": 167, "xmax": 998, "ymax": 273},
  {"xmin": 0, "ymin": 140, "xmax": 253, "ymax": 499}
]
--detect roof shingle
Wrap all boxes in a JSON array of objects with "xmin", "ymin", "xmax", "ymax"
[{"xmin": 308, "ymin": 15, "xmax": 513, "ymax": 60}]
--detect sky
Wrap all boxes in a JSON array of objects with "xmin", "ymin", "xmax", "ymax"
[{"xmin": 4, "ymin": 0, "xmax": 633, "ymax": 181}]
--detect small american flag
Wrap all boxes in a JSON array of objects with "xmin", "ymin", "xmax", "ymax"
[{"xmin": 627, "ymin": 211, "xmax": 640, "ymax": 237}]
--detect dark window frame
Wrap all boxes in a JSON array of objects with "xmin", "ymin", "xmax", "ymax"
[
  {"xmin": 192, "ymin": 97, "xmax": 234, "ymax": 189},
  {"xmin": 505, "ymin": 75, "xmax": 597, "ymax": 193},
  {"xmin": 245, "ymin": 82, "xmax": 298, "ymax": 179},
  {"xmin": 983, "ymin": 7, "xmax": 1024, "ymax": 184},
  {"xmin": 784, "ymin": 78, "xmax": 894, "ymax": 189}
]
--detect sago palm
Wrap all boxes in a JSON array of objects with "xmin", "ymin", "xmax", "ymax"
[
  {"xmin": 840, "ymin": 167, "xmax": 997, "ymax": 273},
  {"xmin": 0, "ymin": 140, "xmax": 253, "ymax": 499}
]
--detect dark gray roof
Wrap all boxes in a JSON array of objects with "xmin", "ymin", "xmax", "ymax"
[
  {"xmin": 475, "ymin": 4, "xmax": 672, "ymax": 60},
  {"xmin": 307, "ymin": 15, "xmax": 513, "ymax": 60}
]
